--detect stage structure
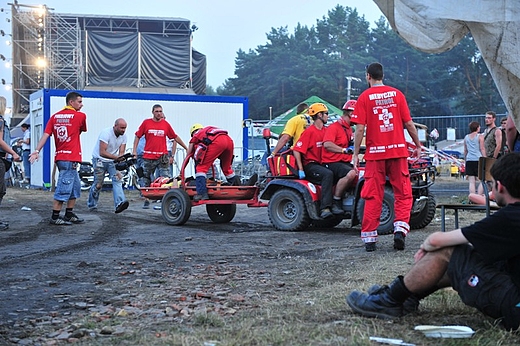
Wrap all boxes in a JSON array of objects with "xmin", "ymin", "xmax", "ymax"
[{"xmin": 9, "ymin": 2, "xmax": 206, "ymax": 122}]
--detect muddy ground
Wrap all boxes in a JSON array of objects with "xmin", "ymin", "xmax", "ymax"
[{"xmin": 0, "ymin": 180, "xmax": 470, "ymax": 344}]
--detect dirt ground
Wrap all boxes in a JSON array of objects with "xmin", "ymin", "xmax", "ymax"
[{"xmin": 0, "ymin": 180, "xmax": 488, "ymax": 345}]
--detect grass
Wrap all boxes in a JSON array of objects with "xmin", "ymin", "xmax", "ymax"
[{"xmin": 73, "ymin": 246, "xmax": 520, "ymax": 346}]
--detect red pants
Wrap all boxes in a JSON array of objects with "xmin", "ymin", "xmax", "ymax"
[
  {"xmin": 195, "ymin": 135, "xmax": 235, "ymax": 178},
  {"xmin": 360, "ymin": 158, "xmax": 412, "ymax": 243}
]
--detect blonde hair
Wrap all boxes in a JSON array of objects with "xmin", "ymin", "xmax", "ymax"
[{"xmin": 0, "ymin": 96, "xmax": 5, "ymax": 116}]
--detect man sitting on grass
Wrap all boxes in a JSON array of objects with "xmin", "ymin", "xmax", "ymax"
[{"xmin": 347, "ymin": 152, "xmax": 520, "ymax": 330}]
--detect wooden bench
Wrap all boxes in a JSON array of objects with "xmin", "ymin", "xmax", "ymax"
[{"xmin": 436, "ymin": 157, "xmax": 499, "ymax": 232}]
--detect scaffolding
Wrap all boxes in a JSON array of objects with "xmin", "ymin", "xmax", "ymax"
[{"xmin": 8, "ymin": 2, "xmax": 199, "ymax": 121}]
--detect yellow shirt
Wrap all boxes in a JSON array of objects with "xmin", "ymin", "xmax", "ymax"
[{"xmin": 282, "ymin": 113, "xmax": 311, "ymax": 146}]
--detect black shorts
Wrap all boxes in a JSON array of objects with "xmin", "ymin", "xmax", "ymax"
[
  {"xmin": 447, "ymin": 244, "xmax": 520, "ymax": 330},
  {"xmin": 465, "ymin": 160, "xmax": 479, "ymax": 177},
  {"xmin": 323, "ymin": 162, "xmax": 353, "ymax": 184}
]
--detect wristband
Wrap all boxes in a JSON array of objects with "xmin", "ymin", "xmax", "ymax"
[{"xmin": 35, "ymin": 149, "xmax": 40, "ymax": 153}]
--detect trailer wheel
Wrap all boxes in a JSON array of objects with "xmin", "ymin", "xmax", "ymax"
[
  {"xmin": 161, "ymin": 189, "xmax": 191, "ymax": 225},
  {"xmin": 268, "ymin": 189, "xmax": 311, "ymax": 231},
  {"xmin": 356, "ymin": 186, "xmax": 395, "ymax": 235},
  {"xmin": 206, "ymin": 204, "xmax": 236, "ymax": 223}
]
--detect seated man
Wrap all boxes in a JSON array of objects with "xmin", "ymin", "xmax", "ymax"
[
  {"xmin": 188, "ymin": 124, "xmax": 240, "ymax": 201},
  {"xmin": 293, "ymin": 103, "xmax": 334, "ymax": 219},
  {"xmin": 347, "ymin": 153, "xmax": 520, "ymax": 331},
  {"xmin": 322, "ymin": 99, "xmax": 358, "ymax": 214},
  {"xmin": 468, "ymin": 190, "xmax": 498, "ymax": 207}
]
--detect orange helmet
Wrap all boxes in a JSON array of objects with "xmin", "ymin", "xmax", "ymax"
[
  {"xmin": 308, "ymin": 103, "xmax": 328, "ymax": 116},
  {"xmin": 342, "ymin": 99, "xmax": 357, "ymax": 111}
]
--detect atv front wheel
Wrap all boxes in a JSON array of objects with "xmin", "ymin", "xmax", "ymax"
[{"xmin": 409, "ymin": 194, "xmax": 436, "ymax": 229}]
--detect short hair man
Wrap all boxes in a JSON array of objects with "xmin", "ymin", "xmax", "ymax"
[
  {"xmin": 483, "ymin": 111, "xmax": 504, "ymax": 159},
  {"xmin": 347, "ymin": 153, "xmax": 520, "ymax": 331},
  {"xmin": 322, "ymin": 100, "xmax": 358, "ymax": 215},
  {"xmin": 351, "ymin": 62, "xmax": 422, "ymax": 252},
  {"xmin": 30, "ymin": 91, "xmax": 87, "ymax": 225},
  {"xmin": 271, "ymin": 103, "xmax": 310, "ymax": 155},
  {"xmin": 87, "ymin": 118, "xmax": 129, "ymax": 213},
  {"xmin": 293, "ymin": 103, "xmax": 335, "ymax": 219},
  {"xmin": 132, "ymin": 104, "xmax": 188, "ymax": 208}
]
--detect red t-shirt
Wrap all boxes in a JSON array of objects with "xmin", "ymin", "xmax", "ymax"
[
  {"xmin": 293, "ymin": 124, "xmax": 325, "ymax": 165},
  {"xmin": 351, "ymin": 85, "xmax": 412, "ymax": 160},
  {"xmin": 322, "ymin": 118, "xmax": 353, "ymax": 163},
  {"xmin": 45, "ymin": 107, "xmax": 87, "ymax": 162},
  {"xmin": 135, "ymin": 119, "xmax": 178, "ymax": 159}
]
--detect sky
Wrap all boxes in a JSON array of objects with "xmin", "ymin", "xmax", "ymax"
[{"xmin": 0, "ymin": 0, "xmax": 384, "ymax": 114}]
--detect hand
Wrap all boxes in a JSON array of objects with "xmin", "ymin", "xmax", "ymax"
[
  {"xmin": 29, "ymin": 152, "xmax": 39, "ymax": 164},
  {"xmin": 298, "ymin": 170, "xmax": 305, "ymax": 179},
  {"xmin": 13, "ymin": 153, "xmax": 20, "ymax": 162}
]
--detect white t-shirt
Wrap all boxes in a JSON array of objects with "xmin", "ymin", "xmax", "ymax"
[
  {"xmin": 92, "ymin": 127, "xmax": 127, "ymax": 162},
  {"xmin": 22, "ymin": 129, "xmax": 30, "ymax": 151}
]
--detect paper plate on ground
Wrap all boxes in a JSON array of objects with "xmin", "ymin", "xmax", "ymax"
[{"xmin": 414, "ymin": 325, "xmax": 475, "ymax": 338}]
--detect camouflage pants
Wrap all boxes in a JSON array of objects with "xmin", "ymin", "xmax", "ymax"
[{"xmin": 142, "ymin": 158, "xmax": 170, "ymax": 187}]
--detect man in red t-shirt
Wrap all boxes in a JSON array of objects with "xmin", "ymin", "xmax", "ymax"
[
  {"xmin": 351, "ymin": 63, "xmax": 422, "ymax": 252},
  {"xmin": 293, "ymin": 103, "xmax": 334, "ymax": 219},
  {"xmin": 30, "ymin": 91, "xmax": 87, "ymax": 225},
  {"xmin": 188, "ymin": 124, "xmax": 240, "ymax": 201},
  {"xmin": 323, "ymin": 99, "xmax": 358, "ymax": 214},
  {"xmin": 132, "ymin": 104, "xmax": 188, "ymax": 208}
]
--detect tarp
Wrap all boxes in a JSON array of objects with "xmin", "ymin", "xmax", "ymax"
[
  {"xmin": 266, "ymin": 96, "xmax": 343, "ymax": 135},
  {"xmin": 373, "ymin": 0, "xmax": 520, "ymax": 131}
]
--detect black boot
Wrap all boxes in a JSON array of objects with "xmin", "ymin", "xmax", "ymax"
[
  {"xmin": 346, "ymin": 276, "xmax": 411, "ymax": 319},
  {"xmin": 227, "ymin": 175, "xmax": 241, "ymax": 186},
  {"xmin": 193, "ymin": 176, "xmax": 209, "ymax": 201},
  {"xmin": 367, "ymin": 284, "xmax": 420, "ymax": 315}
]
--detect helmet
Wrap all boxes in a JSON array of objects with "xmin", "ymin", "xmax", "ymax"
[
  {"xmin": 342, "ymin": 99, "xmax": 357, "ymax": 111},
  {"xmin": 190, "ymin": 123, "xmax": 203, "ymax": 136},
  {"xmin": 308, "ymin": 103, "xmax": 328, "ymax": 116}
]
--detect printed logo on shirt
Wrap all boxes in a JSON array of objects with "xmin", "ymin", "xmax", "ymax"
[
  {"xmin": 148, "ymin": 129, "xmax": 165, "ymax": 137},
  {"xmin": 467, "ymin": 274, "xmax": 479, "ymax": 287},
  {"xmin": 56, "ymin": 126, "xmax": 69, "ymax": 142},
  {"xmin": 379, "ymin": 109, "xmax": 394, "ymax": 132}
]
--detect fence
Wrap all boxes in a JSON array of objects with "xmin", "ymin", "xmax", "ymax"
[{"xmin": 414, "ymin": 113, "xmax": 507, "ymax": 141}]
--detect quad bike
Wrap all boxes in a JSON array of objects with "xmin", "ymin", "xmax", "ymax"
[
  {"xmin": 259, "ymin": 131, "xmax": 436, "ymax": 232},
  {"xmin": 139, "ymin": 154, "xmax": 266, "ymax": 225}
]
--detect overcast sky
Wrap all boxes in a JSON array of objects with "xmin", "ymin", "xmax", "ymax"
[{"xmin": 0, "ymin": 0, "xmax": 384, "ymax": 110}]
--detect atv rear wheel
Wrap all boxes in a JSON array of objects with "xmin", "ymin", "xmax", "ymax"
[
  {"xmin": 356, "ymin": 186, "xmax": 395, "ymax": 235},
  {"xmin": 409, "ymin": 194, "xmax": 436, "ymax": 229},
  {"xmin": 206, "ymin": 204, "xmax": 237, "ymax": 223},
  {"xmin": 268, "ymin": 189, "xmax": 311, "ymax": 231}
]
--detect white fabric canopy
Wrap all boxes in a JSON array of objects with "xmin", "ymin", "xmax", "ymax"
[{"xmin": 373, "ymin": 0, "xmax": 520, "ymax": 130}]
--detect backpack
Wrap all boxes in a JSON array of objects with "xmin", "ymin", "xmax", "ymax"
[{"xmin": 0, "ymin": 115, "xmax": 11, "ymax": 154}]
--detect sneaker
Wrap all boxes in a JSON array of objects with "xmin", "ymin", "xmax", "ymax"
[
  {"xmin": 89, "ymin": 207, "xmax": 98, "ymax": 212},
  {"xmin": 331, "ymin": 199, "xmax": 344, "ymax": 215},
  {"xmin": 368, "ymin": 284, "xmax": 419, "ymax": 315},
  {"xmin": 365, "ymin": 242, "xmax": 377, "ymax": 252},
  {"xmin": 143, "ymin": 200, "xmax": 150, "ymax": 209},
  {"xmin": 0, "ymin": 221, "xmax": 8, "ymax": 231},
  {"xmin": 115, "ymin": 200, "xmax": 129, "ymax": 214},
  {"xmin": 193, "ymin": 193, "xmax": 209, "ymax": 202},
  {"xmin": 394, "ymin": 231, "xmax": 405, "ymax": 250},
  {"xmin": 49, "ymin": 217, "xmax": 72, "ymax": 226},
  {"xmin": 319, "ymin": 208, "xmax": 333, "ymax": 219},
  {"xmin": 64, "ymin": 213, "xmax": 84, "ymax": 224}
]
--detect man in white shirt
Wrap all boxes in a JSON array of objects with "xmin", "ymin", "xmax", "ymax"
[{"xmin": 87, "ymin": 118, "xmax": 129, "ymax": 213}]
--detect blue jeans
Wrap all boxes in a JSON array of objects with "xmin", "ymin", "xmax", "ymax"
[
  {"xmin": 22, "ymin": 150, "xmax": 31, "ymax": 181},
  {"xmin": 54, "ymin": 161, "xmax": 81, "ymax": 202},
  {"xmin": 87, "ymin": 158, "xmax": 126, "ymax": 210}
]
